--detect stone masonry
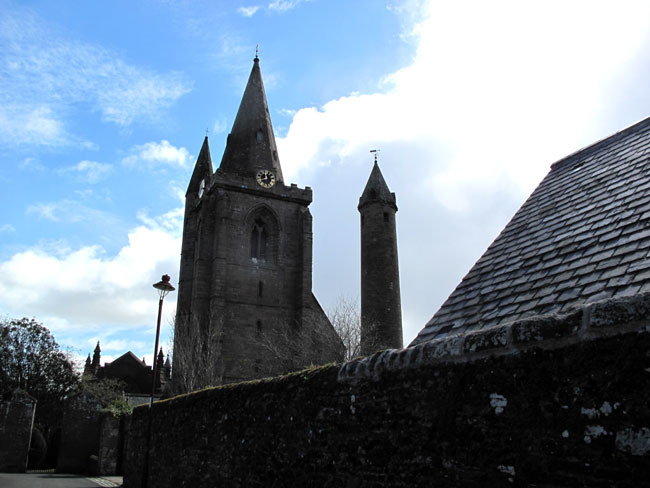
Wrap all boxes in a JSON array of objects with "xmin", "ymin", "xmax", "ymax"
[
  {"xmin": 0, "ymin": 389, "xmax": 36, "ymax": 473},
  {"xmin": 359, "ymin": 160, "xmax": 403, "ymax": 355},
  {"xmin": 125, "ymin": 293, "xmax": 650, "ymax": 487}
]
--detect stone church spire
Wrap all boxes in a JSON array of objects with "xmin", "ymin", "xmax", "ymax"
[
  {"xmin": 218, "ymin": 56, "xmax": 284, "ymax": 183},
  {"xmin": 358, "ymin": 158, "xmax": 403, "ymax": 355}
]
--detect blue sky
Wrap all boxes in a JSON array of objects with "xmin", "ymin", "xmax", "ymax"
[{"xmin": 2, "ymin": 0, "xmax": 650, "ymax": 366}]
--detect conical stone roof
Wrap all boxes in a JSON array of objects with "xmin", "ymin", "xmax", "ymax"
[
  {"xmin": 218, "ymin": 56, "xmax": 284, "ymax": 182},
  {"xmin": 358, "ymin": 161, "xmax": 396, "ymax": 210}
]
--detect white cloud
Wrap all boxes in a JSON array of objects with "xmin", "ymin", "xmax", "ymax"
[
  {"xmin": 0, "ymin": 10, "xmax": 192, "ymax": 144},
  {"xmin": 0, "ymin": 105, "xmax": 68, "ymax": 146},
  {"xmin": 0, "ymin": 224, "xmax": 16, "ymax": 233},
  {"xmin": 18, "ymin": 158, "xmax": 44, "ymax": 172},
  {"xmin": 238, "ymin": 6, "xmax": 260, "ymax": 17},
  {"xmin": 275, "ymin": 0, "xmax": 650, "ymax": 342},
  {"xmin": 27, "ymin": 203, "xmax": 59, "ymax": 221},
  {"xmin": 268, "ymin": 0, "xmax": 303, "ymax": 11},
  {"xmin": 60, "ymin": 160, "xmax": 113, "ymax": 184},
  {"xmin": 0, "ymin": 219, "xmax": 181, "ymax": 335},
  {"xmin": 122, "ymin": 140, "xmax": 193, "ymax": 168},
  {"xmin": 213, "ymin": 118, "xmax": 228, "ymax": 134},
  {"xmin": 26, "ymin": 200, "xmax": 123, "ymax": 228},
  {"xmin": 277, "ymin": 108, "xmax": 297, "ymax": 118},
  {"xmin": 278, "ymin": 1, "xmax": 650, "ymax": 208},
  {"xmin": 94, "ymin": 339, "xmax": 148, "ymax": 353}
]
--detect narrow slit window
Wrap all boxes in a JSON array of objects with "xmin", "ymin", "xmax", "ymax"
[
  {"xmin": 258, "ymin": 281, "xmax": 263, "ymax": 297},
  {"xmin": 383, "ymin": 212, "xmax": 389, "ymax": 222}
]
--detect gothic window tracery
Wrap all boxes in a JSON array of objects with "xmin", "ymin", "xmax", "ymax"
[
  {"xmin": 246, "ymin": 206, "xmax": 279, "ymax": 264},
  {"xmin": 250, "ymin": 219, "xmax": 268, "ymax": 260}
]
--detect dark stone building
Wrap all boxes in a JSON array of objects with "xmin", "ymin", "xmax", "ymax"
[
  {"xmin": 172, "ymin": 56, "xmax": 343, "ymax": 390},
  {"xmin": 358, "ymin": 158, "xmax": 403, "ymax": 355},
  {"xmin": 84, "ymin": 342, "xmax": 170, "ymax": 402}
]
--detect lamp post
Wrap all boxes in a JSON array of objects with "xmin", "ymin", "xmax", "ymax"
[
  {"xmin": 143, "ymin": 274, "xmax": 175, "ymax": 488},
  {"xmin": 150, "ymin": 274, "xmax": 175, "ymax": 407}
]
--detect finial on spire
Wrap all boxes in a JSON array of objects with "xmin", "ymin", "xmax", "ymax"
[
  {"xmin": 255, "ymin": 44, "xmax": 259, "ymax": 60},
  {"xmin": 205, "ymin": 127, "xmax": 209, "ymax": 137},
  {"xmin": 370, "ymin": 149, "xmax": 380, "ymax": 163}
]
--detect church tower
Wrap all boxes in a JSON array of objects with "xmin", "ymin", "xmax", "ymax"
[
  {"xmin": 358, "ymin": 156, "xmax": 403, "ymax": 355},
  {"xmin": 173, "ymin": 56, "xmax": 343, "ymax": 391}
]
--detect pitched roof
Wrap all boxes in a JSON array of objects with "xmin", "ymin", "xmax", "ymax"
[
  {"xmin": 411, "ymin": 116, "xmax": 650, "ymax": 346},
  {"xmin": 218, "ymin": 56, "xmax": 284, "ymax": 182},
  {"xmin": 358, "ymin": 161, "xmax": 397, "ymax": 210},
  {"xmin": 105, "ymin": 351, "xmax": 148, "ymax": 369}
]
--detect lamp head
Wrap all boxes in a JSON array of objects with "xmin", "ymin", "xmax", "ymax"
[{"xmin": 153, "ymin": 274, "xmax": 175, "ymax": 298}]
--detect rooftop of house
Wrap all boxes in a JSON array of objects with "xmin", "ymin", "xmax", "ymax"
[{"xmin": 411, "ymin": 115, "xmax": 650, "ymax": 346}]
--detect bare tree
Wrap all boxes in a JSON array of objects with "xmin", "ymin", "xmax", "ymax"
[
  {"xmin": 167, "ymin": 314, "xmax": 224, "ymax": 395},
  {"xmin": 327, "ymin": 296, "xmax": 361, "ymax": 361},
  {"xmin": 326, "ymin": 296, "xmax": 383, "ymax": 361},
  {"xmin": 169, "ymin": 306, "xmax": 345, "ymax": 392},
  {"xmin": 253, "ymin": 321, "xmax": 339, "ymax": 376}
]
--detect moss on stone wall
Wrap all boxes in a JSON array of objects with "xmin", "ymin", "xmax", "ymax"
[{"xmin": 125, "ymin": 295, "xmax": 650, "ymax": 487}]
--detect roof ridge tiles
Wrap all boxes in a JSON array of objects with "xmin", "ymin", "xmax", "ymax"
[{"xmin": 550, "ymin": 115, "xmax": 650, "ymax": 172}]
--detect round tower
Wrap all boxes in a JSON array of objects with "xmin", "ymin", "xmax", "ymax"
[{"xmin": 358, "ymin": 156, "xmax": 403, "ymax": 355}]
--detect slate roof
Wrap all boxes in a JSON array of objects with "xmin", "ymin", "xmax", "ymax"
[{"xmin": 411, "ymin": 116, "xmax": 650, "ymax": 346}]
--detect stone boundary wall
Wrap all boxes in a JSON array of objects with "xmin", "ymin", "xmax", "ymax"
[
  {"xmin": 124, "ymin": 294, "xmax": 650, "ymax": 487},
  {"xmin": 57, "ymin": 392, "xmax": 103, "ymax": 474},
  {"xmin": 0, "ymin": 389, "xmax": 36, "ymax": 473}
]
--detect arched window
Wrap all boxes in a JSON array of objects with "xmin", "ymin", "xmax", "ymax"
[
  {"xmin": 245, "ymin": 205, "xmax": 279, "ymax": 264},
  {"xmin": 250, "ymin": 219, "xmax": 267, "ymax": 260}
]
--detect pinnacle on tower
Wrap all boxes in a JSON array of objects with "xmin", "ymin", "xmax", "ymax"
[
  {"xmin": 218, "ymin": 56, "xmax": 284, "ymax": 182},
  {"xmin": 187, "ymin": 136, "xmax": 214, "ymax": 197},
  {"xmin": 91, "ymin": 341, "xmax": 101, "ymax": 368}
]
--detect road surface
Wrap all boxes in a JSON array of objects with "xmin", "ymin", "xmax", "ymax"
[{"xmin": 0, "ymin": 473, "xmax": 122, "ymax": 487}]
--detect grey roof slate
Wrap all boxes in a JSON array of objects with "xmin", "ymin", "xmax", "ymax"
[{"xmin": 411, "ymin": 116, "xmax": 650, "ymax": 346}]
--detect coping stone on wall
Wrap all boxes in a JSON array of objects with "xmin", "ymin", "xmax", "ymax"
[{"xmin": 338, "ymin": 292, "xmax": 650, "ymax": 385}]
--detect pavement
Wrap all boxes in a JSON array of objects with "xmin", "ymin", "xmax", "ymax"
[{"xmin": 0, "ymin": 473, "xmax": 123, "ymax": 487}]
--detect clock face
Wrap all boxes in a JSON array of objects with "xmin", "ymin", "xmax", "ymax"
[
  {"xmin": 256, "ymin": 169, "xmax": 276, "ymax": 188},
  {"xmin": 198, "ymin": 179, "xmax": 205, "ymax": 198}
]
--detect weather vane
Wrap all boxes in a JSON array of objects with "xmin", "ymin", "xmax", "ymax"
[
  {"xmin": 205, "ymin": 127, "xmax": 209, "ymax": 137},
  {"xmin": 370, "ymin": 149, "xmax": 380, "ymax": 163},
  {"xmin": 255, "ymin": 44, "xmax": 259, "ymax": 59}
]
